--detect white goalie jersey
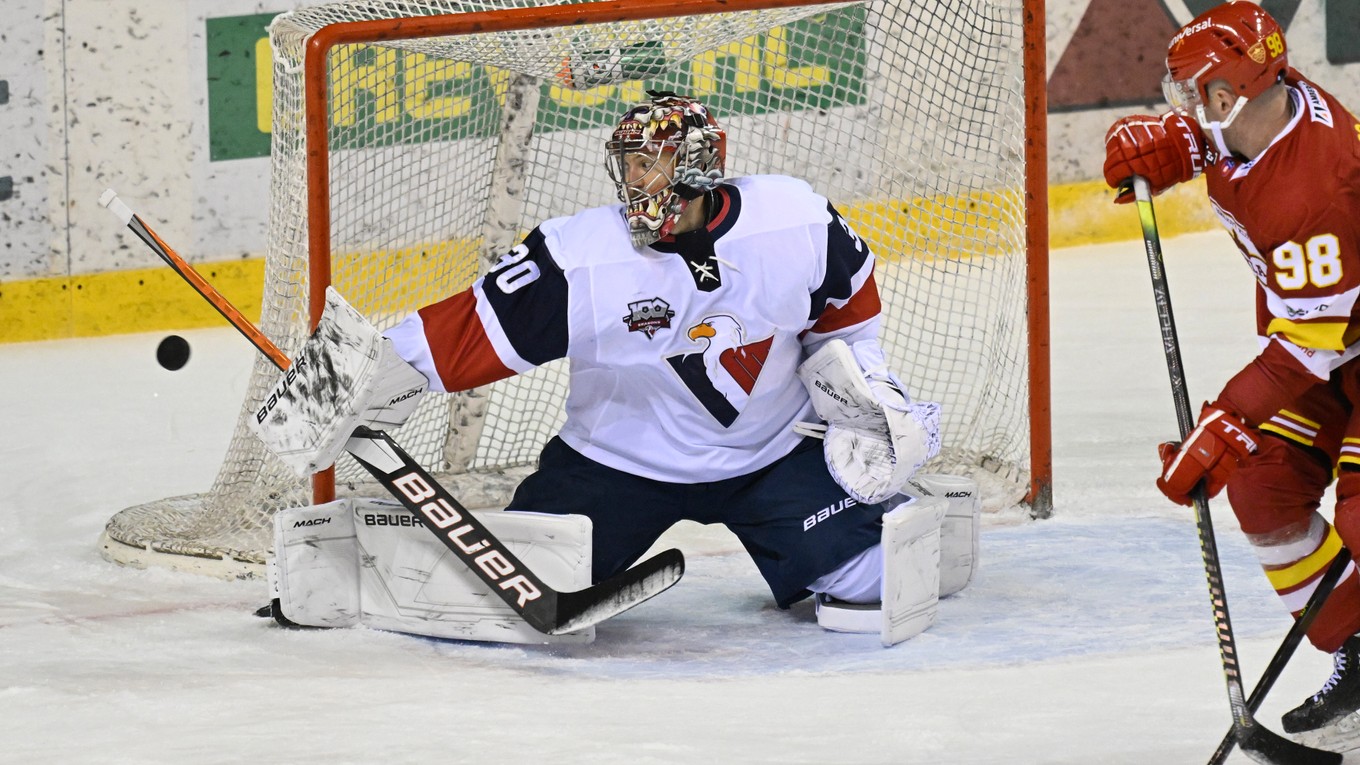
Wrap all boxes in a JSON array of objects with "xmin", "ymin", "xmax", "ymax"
[{"xmin": 385, "ymin": 175, "xmax": 887, "ymax": 483}]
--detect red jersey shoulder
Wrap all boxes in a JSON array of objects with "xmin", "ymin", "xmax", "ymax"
[
  {"xmin": 1207, "ymin": 79, "xmax": 1360, "ymax": 246},
  {"xmin": 1291, "ymin": 77, "xmax": 1360, "ymax": 168}
]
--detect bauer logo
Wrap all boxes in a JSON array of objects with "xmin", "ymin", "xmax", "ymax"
[
  {"xmin": 814, "ymin": 380, "xmax": 850, "ymax": 406},
  {"xmin": 254, "ymin": 357, "xmax": 308, "ymax": 425},
  {"xmin": 803, "ymin": 497, "xmax": 858, "ymax": 531},
  {"xmin": 363, "ymin": 512, "xmax": 425, "ymax": 527},
  {"xmin": 390, "ymin": 471, "xmax": 543, "ymax": 607}
]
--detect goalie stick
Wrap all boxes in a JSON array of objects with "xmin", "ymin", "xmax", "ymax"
[
  {"xmin": 99, "ymin": 188, "xmax": 684, "ymax": 636},
  {"xmin": 1209, "ymin": 549, "xmax": 1352, "ymax": 764},
  {"xmin": 1130, "ymin": 176, "xmax": 1341, "ymax": 765}
]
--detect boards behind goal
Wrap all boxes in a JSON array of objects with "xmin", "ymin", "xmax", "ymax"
[{"xmin": 100, "ymin": 0, "xmax": 1049, "ymax": 579}]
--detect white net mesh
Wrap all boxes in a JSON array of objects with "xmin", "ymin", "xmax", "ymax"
[{"xmin": 101, "ymin": 0, "xmax": 1036, "ymax": 577}]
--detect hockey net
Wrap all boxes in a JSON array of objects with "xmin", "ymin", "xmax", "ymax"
[{"xmin": 100, "ymin": 0, "xmax": 1048, "ymax": 578}]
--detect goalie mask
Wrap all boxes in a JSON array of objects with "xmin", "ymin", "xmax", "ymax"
[
  {"xmin": 606, "ymin": 91, "xmax": 727, "ymax": 248},
  {"xmin": 1163, "ymin": 2, "xmax": 1287, "ymax": 154}
]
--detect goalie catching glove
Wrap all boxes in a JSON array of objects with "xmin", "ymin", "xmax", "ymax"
[
  {"xmin": 795, "ymin": 339, "xmax": 941, "ymax": 504},
  {"xmin": 249, "ymin": 287, "xmax": 430, "ymax": 477}
]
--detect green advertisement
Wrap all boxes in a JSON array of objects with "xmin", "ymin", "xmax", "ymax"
[
  {"xmin": 207, "ymin": 13, "xmax": 277, "ymax": 162},
  {"xmin": 204, "ymin": 7, "xmax": 867, "ymax": 162},
  {"xmin": 1329, "ymin": 0, "xmax": 1360, "ymax": 64}
]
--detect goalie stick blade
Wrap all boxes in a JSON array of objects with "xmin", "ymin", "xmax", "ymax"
[
  {"xmin": 532, "ymin": 548, "xmax": 686, "ymax": 636},
  {"xmin": 1235, "ymin": 721, "xmax": 1342, "ymax": 765}
]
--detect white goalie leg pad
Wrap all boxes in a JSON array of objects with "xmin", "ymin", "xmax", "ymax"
[
  {"xmin": 796, "ymin": 339, "xmax": 941, "ymax": 504},
  {"xmin": 354, "ymin": 499, "xmax": 593, "ymax": 645},
  {"xmin": 902, "ymin": 473, "xmax": 981, "ymax": 597},
  {"xmin": 249, "ymin": 286, "xmax": 429, "ymax": 478},
  {"xmin": 881, "ymin": 495, "xmax": 947, "ymax": 646},
  {"xmin": 275, "ymin": 497, "xmax": 594, "ymax": 644},
  {"xmin": 813, "ymin": 495, "xmax": 947, "ymax": 646},
  {"xmin": 274, "ymin": 499, "xmax": 362, "ymax": 628}
]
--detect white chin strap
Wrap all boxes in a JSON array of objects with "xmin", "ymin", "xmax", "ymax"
[{"xmin": 1194, "ymin": 95, "xmax": 1248, "ymax": 158}]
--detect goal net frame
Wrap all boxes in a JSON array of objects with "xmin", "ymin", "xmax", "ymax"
[{"xmin": 100, "ymin": 0, "xmax": 1050, "ymax": 579}]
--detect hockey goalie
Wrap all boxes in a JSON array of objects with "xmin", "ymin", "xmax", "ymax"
[{"xmin": 252, "ymin": 91, "xmax": 981, "ymax": 646}]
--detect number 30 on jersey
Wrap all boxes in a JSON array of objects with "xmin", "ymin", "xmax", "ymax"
[{"xmin": 491, "ymin": 243, "xmax": 541, "ymax": 294}]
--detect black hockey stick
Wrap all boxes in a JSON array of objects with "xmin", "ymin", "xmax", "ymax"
[
  {"xmin": 1130, "ymin": 176, "xmax": 1340, "ymax": 765},
  {"xmin": 99, "ymin": 189, "xmax": 684, "ymax": 636},
  {"xmin": 1209, "ymin": 549, "xmax": 1352, "ymax": 764}
]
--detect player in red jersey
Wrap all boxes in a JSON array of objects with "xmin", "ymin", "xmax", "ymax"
[{"xmin": 1103, "ymin": 1, "xmax": 1360, "ymax": 745}]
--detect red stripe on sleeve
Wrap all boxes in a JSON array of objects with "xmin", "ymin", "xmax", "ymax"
[
  {"xmin": 808, "ymin": 271, "xmax": 882, "ymax": 335},
  {"xmin": 417, "ymin": 289, "xmax": 516, "ymax": 392}
]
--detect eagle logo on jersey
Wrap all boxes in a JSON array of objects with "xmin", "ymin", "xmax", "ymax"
[
  {"xmin": 623, "ymin": 297, "xmax": 675, "ymax": 339},
  {"xmin": 665, "ymin": 314, "xmax": 773, "ymax": 427}
]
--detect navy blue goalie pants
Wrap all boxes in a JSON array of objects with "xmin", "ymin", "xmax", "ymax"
[{"xmin": 506, "ymin": 436, "xmax": 886, "ymax": 608}]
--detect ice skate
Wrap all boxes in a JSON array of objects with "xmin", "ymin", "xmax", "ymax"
[{"xmin": 1284, "ymin": 636, "xmax": 1360, "ymax": 750}]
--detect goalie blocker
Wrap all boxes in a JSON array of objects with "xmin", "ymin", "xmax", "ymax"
[{"xmin": 250, "ymin": 287, "xmax": 430, "ymax": 478}]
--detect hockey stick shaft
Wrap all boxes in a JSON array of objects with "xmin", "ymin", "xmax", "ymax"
[
  {"xmin": 99, "ymin": 191, "xmax": 286, "ymax": 369},
  {"xmin": 1131, "ymin": 177, "xmax": 1339, "ymax": 765},
  {"xmin": 99, "ymin": 189, "xmax": 683, "ymax": 635},
  {"xmin": 1209, "ymin": 549, "xmax": 1352, "ymax": 764}
]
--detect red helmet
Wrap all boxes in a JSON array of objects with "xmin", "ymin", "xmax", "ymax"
[
  {"xmin": 605, "ymin": 91, "xmax": 726, "ymax": 248},
  {"xmin": 1163, "ymin": 2, "xmax": 1287, "ymax": 112}
]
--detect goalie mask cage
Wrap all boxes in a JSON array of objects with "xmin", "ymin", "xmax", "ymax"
[{"xmin": 100, "ymin": 0, "xmax": 1050, "ymax": 578}]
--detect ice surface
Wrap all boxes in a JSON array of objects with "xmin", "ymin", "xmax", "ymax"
[{"xmin": 0, "ymin": 231, "xmax": 1350, "ymax": 763}]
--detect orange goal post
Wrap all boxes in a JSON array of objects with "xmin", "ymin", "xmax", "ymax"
[{"xmin": 100, "ymin": 0, "xmax": 1050, "ymax": 578}]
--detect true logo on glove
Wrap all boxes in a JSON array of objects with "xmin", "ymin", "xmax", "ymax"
[{"xmin": 1219, "ymin": 419, "xmax": 1258, "ymax": 452}]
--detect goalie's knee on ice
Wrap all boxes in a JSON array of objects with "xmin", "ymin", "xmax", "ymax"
[
  {"xmin": 813, "ymin": 492, "xmax": 947, "ymax": 646},
  {"xmin": 811, "ymin": 473, "xmax": 981, "ymax": 646}
]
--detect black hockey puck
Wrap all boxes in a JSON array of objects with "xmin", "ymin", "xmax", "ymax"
[{"xmin": 156, "ymin": 334, "xmax": 191, "ymax": 371}]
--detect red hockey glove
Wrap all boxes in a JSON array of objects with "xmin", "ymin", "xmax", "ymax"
[
  {"xmin": 1104, "ymin": 112, "xmax": 1206, "ymax": 203},
  {"xmin": 1156, "ymin": 404, "xmax": 1259, "ymax": 507}
]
